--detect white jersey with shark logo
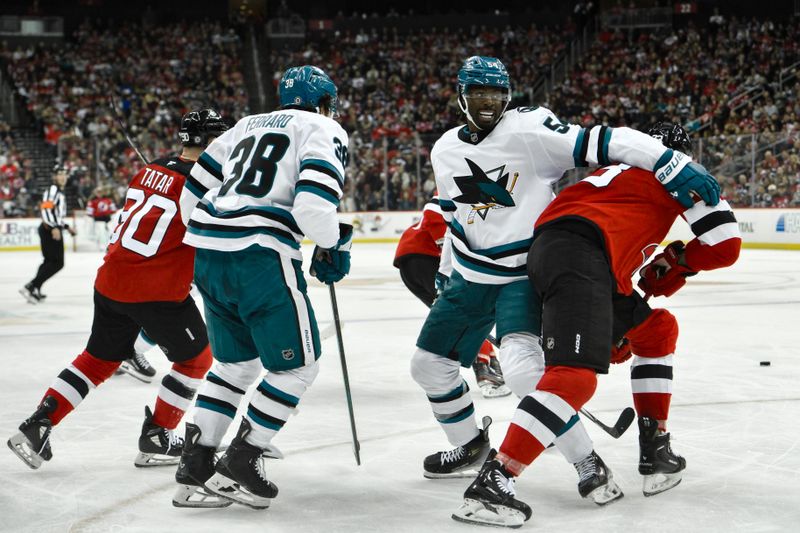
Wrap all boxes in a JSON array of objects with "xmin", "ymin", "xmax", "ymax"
[
  {"xmin": 432, "ymin": 105, "xmax": 678, "ymax": 285},
  {"xmin": 180, "ymin": 108, "xmax": 349, "ymax": 259}
]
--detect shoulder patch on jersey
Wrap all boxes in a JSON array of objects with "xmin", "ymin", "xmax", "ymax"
[{"xmin": 150, "ymin": 156, "xmax": 193, "ymax": 177}]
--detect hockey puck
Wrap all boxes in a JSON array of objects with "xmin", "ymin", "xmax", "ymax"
[{"xmin": 760, "ymin": 361, "xmax": 771, "ymax": 366}]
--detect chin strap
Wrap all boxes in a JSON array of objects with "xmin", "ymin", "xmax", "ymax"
[{"xmin": 458, "ymin": 94, "xmax": 483, "ymax": 131}]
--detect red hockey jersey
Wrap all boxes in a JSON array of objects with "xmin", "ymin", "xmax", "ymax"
[
  {"xmin": 393, "ymin": 196, "xmax": 447, "ymax": 267},
  {"xmin": 535, "ymin": 164, "xmax": 741, "ymax": 295},
  {"xmin": 94, "ymin": 156, "xmax": 196, "ymax": 303},
  {"xmin": 86, "ymin": 197, "xmax": 117, "ymax": 219}
]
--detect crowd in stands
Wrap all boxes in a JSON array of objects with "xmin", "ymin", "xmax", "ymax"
[
  {"xmin": 0, "ymin": 120, "xmax": 33, "ymax": 216},
  {"xmin": 0, "ymin": 19, "xmax": 248, "ymax": 209},
  {"xmin": 546, "ymin": 16, "xmax": 800, "ymax": 207},
  {"xmin": 1, "ymin": 13, "xmax": 799, "ymax": 216},
  {"xmin": 270, "ymin": 23, "xmax": 578, "ymax": 211},
  {"xmin": 270, "ymin": 16, "xmax": 799, "ymax": 210}
]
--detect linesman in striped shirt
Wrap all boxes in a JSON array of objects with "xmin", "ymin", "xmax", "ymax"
[{"xmin": 20, "ymin": 165, "xmax": 76, "ymax": 304}]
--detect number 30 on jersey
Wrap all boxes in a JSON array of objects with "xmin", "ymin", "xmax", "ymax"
[{"xmin": 108, "ymin": 188, "xmax": 177, "ymax": 257}]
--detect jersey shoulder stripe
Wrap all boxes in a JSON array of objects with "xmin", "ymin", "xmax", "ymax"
[
  {"xmin": 184, "ymin": 174, "xmax": 209, "ymax": 198},
  {"xmin": 296, "ymin": 179, "xmax": 340, "ymax": 206},
  {"xmin": 197, "ymin": 152, "xmax": 223, "ymax": 181},
  {"xmin": 300, "ymin": 158, "xmax": 344, "ymax": 186}
]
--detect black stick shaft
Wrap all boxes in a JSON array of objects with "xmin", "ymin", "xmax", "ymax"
[
  {"xmin": 329, "ymin": 283, "xmax": 361, "ymax": 465},
  {"xmin": 579, "ymin": 408, "xmax": 611, "ymax": 431},
  {"xmin": 485, "ymin": 334, "xmax": 633, "ymax": 438},
  {"xmin": 108, "ymin": 93, "xmax": 149, "ymax": 165}
]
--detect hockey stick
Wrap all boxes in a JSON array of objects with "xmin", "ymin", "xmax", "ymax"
[
  {"xmin": 579, "ymin": 407, "xmax": 635, "ymax": 439},
  {"xmin": 108, "ymin": 92, "xmax": 149, "ymax": 164},
  {"xmin": 485, "ymin": 334, "xmax": 635, "ymax": 438},
  {"xmin": 328, "ymin": 283, "xmax": 361, "ymax": 465}
]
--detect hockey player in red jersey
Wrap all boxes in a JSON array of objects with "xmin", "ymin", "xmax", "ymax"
[
  {"xmin": 7, "ymin": 109, "xmax": 228, "ymax": 470},
  {"xmin": 86, "ymin": 187, "xmax": 117, "ymax": 224},
  {"xmin": 394, "ymin": 195, "xmax": 510, "ymax": 398},
  {"xmin": 454, "ymin": 123, "xmax": 741, "ymax": 528}
]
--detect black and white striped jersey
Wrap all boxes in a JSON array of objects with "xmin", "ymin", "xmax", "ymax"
[{"xmin": 40, "ymin": 184, "xmax": 67, "ymax": 229}]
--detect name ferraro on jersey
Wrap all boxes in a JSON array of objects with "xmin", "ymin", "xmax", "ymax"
[{"xmin": 181, "ymin": 108, "xmax": 348, "ymax": 258}]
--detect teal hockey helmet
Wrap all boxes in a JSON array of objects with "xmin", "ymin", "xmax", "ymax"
[
  {"xmin": 457, "ymin": 56, "xmax": 511, "ymax": 97},
  {"xmin": 457, "ymin": 56, "xmax": 511, "ymax": 130},
  {"xmin": 279, "ymin": 65, "xmax": 338, "ymax": 116}
]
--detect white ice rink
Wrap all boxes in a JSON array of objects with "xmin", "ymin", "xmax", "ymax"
[{"xmin": 1, "ymin": 244, "xmax": 799, "ymax": 533}]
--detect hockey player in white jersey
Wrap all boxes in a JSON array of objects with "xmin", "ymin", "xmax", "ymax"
[
  {"xmin": 410, "ymin": 56, "xmax": 720, "ymax": 503},
  {"xmin": 173, "ymin": 65, "xmax": 352, "ymax": 510}
]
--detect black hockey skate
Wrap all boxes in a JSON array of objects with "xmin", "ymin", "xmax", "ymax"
[
  {"xmin": 173, "ymin": 423, "xmax": 232, "ymax": 508},
  {"xmin": 204, "ymin": 419, "xmax": 279, "ymax": 510},
  {"xmin": 7, "ymin": 396, "xmax": 57, "ymax": 469},
  {"xmin": 639, "ymin": 417, "xmax": 686, "ymax": 496},
  {"xmin": 473, "ymin": 360, "xmax": 511, "ymax": 399},
  {"xmin": 424, "ymin": 416, "xmax": 492, "ymax": 479},
  {"xmin": 134, "ymin": 406, "xmax": 184, "ymax": 467},
  {"xmin": 573, "ymin": 450, "xmax": 624, "ymax": 505},
  {"xmin": 452, "ymin": 450, "xmax": 532, "ymax": 529},
  {"xmin": 19, "ymin": 283, "xmax": 43, "ymax": 304},
  {"xmin": 118, "ymin": 352, "xmax": 157, "ymax": 383}
]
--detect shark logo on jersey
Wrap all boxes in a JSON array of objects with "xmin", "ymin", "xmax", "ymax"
[{"xmin": 452, "ymin": 158, "xmax": 518, "ymax": 223}]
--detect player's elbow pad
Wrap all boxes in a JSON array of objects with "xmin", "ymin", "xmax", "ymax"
[{"xmin": 685, "ymin": 237, "xmax": 741, "ymax": 271}]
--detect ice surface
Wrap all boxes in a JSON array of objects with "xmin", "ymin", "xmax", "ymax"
[{"xmin": 1, "ymin": 244, "xmax": 798, "ymax": 532}]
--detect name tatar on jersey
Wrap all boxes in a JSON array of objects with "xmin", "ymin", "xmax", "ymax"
[{"xmin": 139, "ymin": 167, "xmax": 174, "ymax": 194}]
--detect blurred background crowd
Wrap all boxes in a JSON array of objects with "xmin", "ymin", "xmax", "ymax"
[{"xmin": 0, "ymin": 0, "xmax": 797, "ymax": 217}]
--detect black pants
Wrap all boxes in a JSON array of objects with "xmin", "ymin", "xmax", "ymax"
[
  {"xmin": 397, "ymin": 254, "xmax": 439, "ymax": 308},
  {"xmin": 86, "ymin": 290, "xmax": 208, "ymax": 362},
  {"xmin": 529, "ymin": 223, "xmax": 653, "ymax": 373},
  {"xmin": 30, "ymin": 223, "xmax": 65, "ymax": 290}
]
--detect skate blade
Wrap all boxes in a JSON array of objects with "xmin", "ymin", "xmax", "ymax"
[
  {"xmin": 134, "ymin": 451, "xmax": 180, "ymax": 467},
  {"xmin": 172, "ymin": 484, "xmax": 233, "ymax": 508},
  {"xmin": 7, "ymin": 434, "xmax": 46, "ymax": 469},
  {"xmin": 480, "ymin": 383, "xmax": 512, "ymax": 399},
  {"xmin": 643, "ymin": 472, "xmax": 682, "ymax": 496},
  {"xmin": 423, "ymin": 467, "xmax": 481, "ymax": 479},
  {"xmin": 19, "ymin": 289, "xmax": 38, "ymax": 305},
  {"xmin": 585, "ymin": 478, "xmax": 624, "ymax": 506},
  {"xmin": 205, "ymin": 472, "xmax": 273, "ymax": 510},
  {"xmin": 117, "ymin": 363, "xmax": 154, "ymax": 383},
  {"xmin": 451, "ymin": 498, "xmax": 528, "ymax": 529}
]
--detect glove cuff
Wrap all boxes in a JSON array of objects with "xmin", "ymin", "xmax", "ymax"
[
  {"xmin": 334, "ymin": 222, "xmax": 353, "ymax": 252},
  {"xmin": 653, "ymin": 149, "xmax": 692, "ymax": 187}
]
